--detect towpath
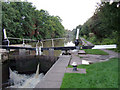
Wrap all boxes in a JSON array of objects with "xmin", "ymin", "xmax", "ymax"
[{"xmin": 80, "ymin": 37, "xmax": 94, "ymax": 46}]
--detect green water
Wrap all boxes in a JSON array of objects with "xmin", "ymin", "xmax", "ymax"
[{"xmin": 29, "ymin": 39, "xmax": 65, "ymax": 57}]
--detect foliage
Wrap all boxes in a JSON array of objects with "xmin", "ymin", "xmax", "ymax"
[
  {"xmin": 79, "ymin": 2, "xmax": 120, "ymax": 51},
  {"xmin": 61, "ymin": 58, "xmax": 118, "ymax": 88},
  {"xmin": 2, "ymin": 2, "xmax": 65, "ymax": 44},
  {"xmin": 83, "ymin": 35, "xmax": 87, "ymax": 39},
  {"xmin": 87, "ymin": 36, "xmax": 96, "ymax": 44}
]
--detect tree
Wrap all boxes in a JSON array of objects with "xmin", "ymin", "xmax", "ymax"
[{"xmin": 2, "ymin": 2, "xmax": 65, "ymax": 44}]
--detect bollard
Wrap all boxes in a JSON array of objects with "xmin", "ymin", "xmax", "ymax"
[{"xmin": 72, "ymin": 62, "xmax": 77, "ymax": 71}]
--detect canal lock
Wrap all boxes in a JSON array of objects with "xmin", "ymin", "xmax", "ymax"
[{"xmin": 1, "ymin": 49, "xmax": 58, "ymax": 89}]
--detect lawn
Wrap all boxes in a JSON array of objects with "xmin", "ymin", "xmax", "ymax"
[
  {"xmin": 107, "ymin": 48, "xmax": 119, "ymax": 53},
  {"xmin": 84, "ymin": 49, "xmax": 109, "ymax": 55},
  {"xmin": 61, "ymin": 58, "xmax": 119, "ymax": 88}
]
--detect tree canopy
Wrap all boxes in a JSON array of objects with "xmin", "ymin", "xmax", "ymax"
[
  {"xmin": 78, "ymin": 1, "xmax": 120, "ymax": 51},
  {"xmin": 2, "ymin": 2, "xmax": 65, "ymax": 43}
]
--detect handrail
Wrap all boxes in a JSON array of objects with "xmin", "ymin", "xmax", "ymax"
[
  {"xmin": 8, "ymin": 37, "xmax": 65, "ymax": 42},
  {"xmin": 41, "ymin": 38, "xmax": 65, "ymax": 41},
  {"xmin": 7, "ymin": 37, "xmax": 66, "ymax": 48},
  {"xmin": 8, "ymin": 37, "xmax": 37, "ymax": 41}
]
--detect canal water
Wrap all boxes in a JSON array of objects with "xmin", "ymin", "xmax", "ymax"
[{"xmin": 1, "ymin": 38, "xmax": 75, "ymax": 89}]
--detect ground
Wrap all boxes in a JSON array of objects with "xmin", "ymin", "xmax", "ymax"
[{"xmin": 61, "ymin": 49, "xmax": 119, "ymax": 88}]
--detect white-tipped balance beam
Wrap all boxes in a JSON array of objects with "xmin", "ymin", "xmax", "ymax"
[
  {"xmin": 92, "ymin": 44, "xmax": 117, "ymax": 49},
  {"xmin": 76, "ymin": 29, "xmax": 79, "ymax": 40},
  {"xmin": 3, "ymin": 29, "xmax": 7, "ymax": 39}
]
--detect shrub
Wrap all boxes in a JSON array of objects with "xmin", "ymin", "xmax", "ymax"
[
  {"xmin": 83, "ymin": 35, "xmax": 87, "ymax": 39},
  {"xmin": 101, "ymin": 38, "xmax": 116, "ymax": 45},
  {"xmin": 89, "ymin": 33, "xmax": 94, "ymax": 37}
]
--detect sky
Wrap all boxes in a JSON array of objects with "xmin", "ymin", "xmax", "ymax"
[{"xmin": 27, "ymin": 0, "xmax": 101, "ymax": 30}]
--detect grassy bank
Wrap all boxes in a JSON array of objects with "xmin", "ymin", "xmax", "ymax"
[
  {"xmin": 61, "ymin": 58, "xmax": 118, "ymax": 88},
  {"xmin": 107, "ymin": 48, "xmax": 118, "ymax": 53},
  {"xmin": 84, "ymin": 36, "xmax": 120, "ymax": 52},
  {"xmin": 84, "ymin": 49, "xmax": 109, "ymax": 55}
]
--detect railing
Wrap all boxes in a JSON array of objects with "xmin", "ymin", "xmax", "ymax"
[
  {"xmin": 7, "ymin": 37, "xmax": 65, "ymax": 47},
  {"xmin": 5, "ymin": 37, "xmax": 66, "ymax": 55},
  {"xmin": 8, "ymin": 37, "xmax": 65, "ymax": 41}
]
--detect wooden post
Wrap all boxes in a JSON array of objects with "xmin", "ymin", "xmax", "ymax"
[{"xmin": 52, "ymin": 39, "xmax": 54, "ymax": 47}]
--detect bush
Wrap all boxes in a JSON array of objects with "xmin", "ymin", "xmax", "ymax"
[
  {"xmin": 101, "ymin": 38, "xmax": 116, "ymax": 45},
  {"xmin": 83, "ymin": 35, "xmax": 87, "ymax": 39},
  {"xmin": 89, "ymin": 33, "xmax": 94, "ymax": 37},
  {"xmin": 87, "ymin": 36, "xmax": 97, "ymax": 44}
]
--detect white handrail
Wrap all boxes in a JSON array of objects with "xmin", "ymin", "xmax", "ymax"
[{"xmin": 8, "ymin": 37, "xmax": 65, "ymax": 42}]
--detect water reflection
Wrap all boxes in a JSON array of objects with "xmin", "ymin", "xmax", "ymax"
[
  {"xmin": 29, "ymin": 38, "xmax": 75, "ymax": 57},
  {"xmin": 42, "ymin": 39, "xmax": 64, "ymax": 57}
]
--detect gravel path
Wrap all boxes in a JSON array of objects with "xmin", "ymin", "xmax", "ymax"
[{"xmin": 101, "ymin": 49, "xmax": 118, "ymax": 58}]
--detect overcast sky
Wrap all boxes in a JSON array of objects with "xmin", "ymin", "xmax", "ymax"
[{"xmin": 27, "ymin": 0, "xmax": 101, "ymax": 30}]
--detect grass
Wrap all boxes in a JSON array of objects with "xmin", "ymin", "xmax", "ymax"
[
  {"xmin": 84, "ymin": 49, "xmax": 109, "ymax": 55},
  {"xmin": 79, "ymin": 56, "xmax": 83, "ymax": 58},
  {"xmin": 107, "ymin": 48, "xmax": 119, "ymax": 53},
  {"xmin": 61, "ymin": 58, "xmax": 119, "ymax": 88}
]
